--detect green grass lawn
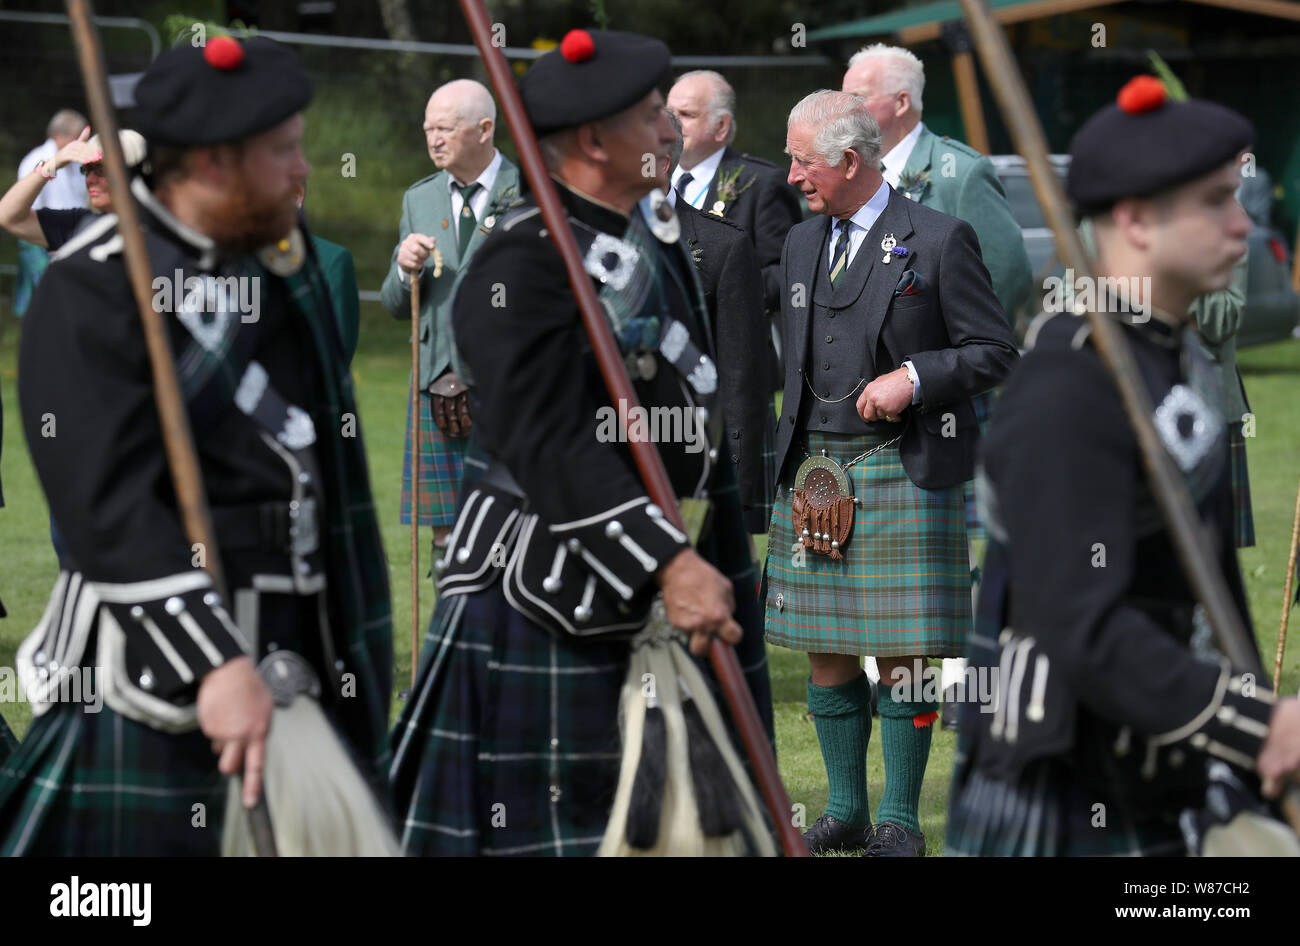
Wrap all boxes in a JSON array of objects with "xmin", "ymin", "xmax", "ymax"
[{"xmin": 0, "ymin": 307, "xmax": 1296, "ymax": 854}]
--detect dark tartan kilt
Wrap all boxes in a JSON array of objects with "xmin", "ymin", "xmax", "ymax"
[
  {"xmin": 389, "ymin": 468, "xmax": 773, "ymax": 856},
  {"xmin": 962, "ymin": 390, "xmax": 996, "ymax": 548},
  {"xmin": 764, "ymin": 429, "xmax": 972, "ymax": 658},
  {"xmin": 0, "ymin": 694, "xmax": 226, "ymax": 856},
  {"xmin": 944, "ymin": 757, "xmax": 1186, "ymax": 857},
  {"xmin": 400, "ymin": 392, "xmax": 469, "ymax": 529},
  {"xmin": 743, "ymin": 396, "xmax": 780, "ymax": 535},
  {"xmin": 1229, "ymin": 424, "xmax": 1255, "ymax": 548},
  {"xmin": 0, "ymin": 713, "xmax": 17, "ymax": 767}
]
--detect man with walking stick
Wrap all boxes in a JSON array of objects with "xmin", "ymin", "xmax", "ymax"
[
  {"xmin": 946, "ymin": 78, "xmax": 1300, "ymax": 856},
  {"xmin": 0, "ymin": 35, "xmax": 393, "ymax": 855}
]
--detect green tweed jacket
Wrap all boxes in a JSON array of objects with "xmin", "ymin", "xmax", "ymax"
[
  {"xmin": 898, "ymin": 125, "xmax": 1033, "ymax": 323},
  {"xmin": 379, "ymin": 157, "xmax": 520, "ymax": 389}
]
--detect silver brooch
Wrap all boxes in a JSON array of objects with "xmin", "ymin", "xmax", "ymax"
[
  {"xmin": 584, "ymin": 233, "xmax": 639, "ymax": 291},
  {"xmin": 1153, "ymin": 384, "xmax": 1217, "ymax": 472}
]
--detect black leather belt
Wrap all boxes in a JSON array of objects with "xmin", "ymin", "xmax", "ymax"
[{"xmin": 211, "ymin": 502, "xmax": 297, "ymax": 553}]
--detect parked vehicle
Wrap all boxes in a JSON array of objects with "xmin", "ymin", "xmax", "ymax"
[{"xmin": 990, "ymin": 154, "xmax": 1299, "ymax": 347}]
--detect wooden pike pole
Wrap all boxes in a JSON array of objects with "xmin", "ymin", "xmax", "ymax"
[
  {"xmin": 958, "ymin": 0, "xmax": 1300, "ymax": 830},
  {"xmin": 453, "ymin": 0, "xmax": 807, "ymax": 856},
  {"xmin": 1272, "ymin": 476, "xmax": 1300, "ymax": 691},
  {"xmin": 65, "ymin": 0, "xmax": 277, "ymax": 855},
  {"xmin": 409, "ymin": 278, "xmax": 421, "ymax": 689}
]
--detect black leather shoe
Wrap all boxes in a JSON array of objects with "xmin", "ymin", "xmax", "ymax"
[
  {"xmin": 802, "ymin": 814, "xmax": 871, "ymax": 855},
  {"xmin": 941, "ymin": 684, "xmax": 959, "ymax": 731},
  {"xmin": 864, "ymin": 820, "xmax": 926, "ymax": 857}
]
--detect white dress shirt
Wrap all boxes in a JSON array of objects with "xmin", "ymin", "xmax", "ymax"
[
  {"xmin": 878, "ymin": 122, "xmax": 924, "ymax": 190},
  {"xmin": 671, "ymin": 146, "xmax": 726, "ymax": 210},
  {"xmin": 19, "ymin": 139, "xmax": 87, "ymax": 211}
]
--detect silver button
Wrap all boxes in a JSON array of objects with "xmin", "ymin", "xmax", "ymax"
[
  {"xmin": 203, "ymin": 592, "xmax": 220, "ymax": 607},
  {"xmin": 708, "ymin": 448, "xmax": 718, "ymax": 463},
  {"xmin": 298, "ymin": 472, "xmax": 311, "ymax": 485},
  {"xmin": 139, "ymin": 669, "xmax": 155, "ymax": 691},
  {"xmin": 335, "ymin": 659, "xmax": 345, "ymax": 671},
  {"xmin": 542, "ymin": 576, "xmax": 562, "ymax": 594},
  {"xmin": 646, "ymin": 504, "xmax": 662, "ymax": 519},
  {"xmin": 267, "ymin": 642, "xmax": 279, "ymax": 651},
  {"xmin": 289, "ymin": 500, "xmax": 300, "ymax": 512},
  {"xmin": 33, "ymin": 650, "xmax": 47, "ymax": 665},
  {"xmin": 130, "ymin": 605, "xmax": 145, "ymax": 621},
  {"xmin": 48, "ymin": 659, "xmax": 59, "ymax": 672},
  {"xmin": 164, "ymin": 596, "xmax": 185, "ymax": 616},
  {"xmin": 567, "ymin": 538, "xmax": 582, "ymax": 553},
  {"xmin": 297, "ymin": 561, "xmax": 311, "ymax": 575},
  {"xmin": 550, "ymin": 738, "xmax": 559, "ymax": 748},
  {"xmin": 573, "ymin": 604, "xmax": 593, "ymax": 624},
  {"xmin": 698, "ymin": 408, "xmax": 709, "ymax": 424},
  {"xmin": 549, "ymin": 785, "xmax": 562, "ymax": 803},
  {"xmin": 456, "ymin": 547, "xmax": 471, "ymax": 563},
  {"xmin": 604, "ymin": 520, "xmax": 624, "ymax": 539}
]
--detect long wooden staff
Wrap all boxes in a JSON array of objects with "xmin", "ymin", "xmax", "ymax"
[
  {"xmin": 409, "ymin": 277, "xmax": 421, "ymax": 688},
  {"xmin": 65, "ymin": 0, "xmax": 276, "ymax": 856},
  {"xmin": 958, "ymin": 0, "xmax": 1300, "ymax": 829},
  {"xmin": 455, "ymin": 0, "xmax": 806, "ymax": 856},
  {"xmin": 1272, "ymin": 476, "xmax": 1300, "ymax": 691}
]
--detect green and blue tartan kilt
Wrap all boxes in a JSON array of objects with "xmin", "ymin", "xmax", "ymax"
[
  {"xmin": 962, "ymin": 390, "xmax": 996, "ymax": 548},
  {"xmin": 400, "ymin": 392, "xmax": 468, "ymax": 529},
  {"xmin": 943, "ymin": 759, "xmax": 1187, "ymax": 857},
  {"xmin": 0, "ymin": 697, "xmax": 226, "ymax": 856},
  {"xmin": 1228, "ymin": 425, "xmax": 1255, "ymax": 548},
  {"xmin": 764, "ymin": 429, "xmax": 972, "ymax": 658},
  {"xmin": 388, "ymin": 591, "xmax": 629, "ymax": 856}
]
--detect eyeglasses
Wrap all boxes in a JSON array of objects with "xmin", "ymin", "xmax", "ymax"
[{"xmin": 80, "ymin": 163, "xmax": 104, "ymax": 177}]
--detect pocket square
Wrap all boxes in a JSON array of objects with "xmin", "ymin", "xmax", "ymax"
[{"xmin": 894, "ymin": 269, "xmax": 927, "ymax": 297}]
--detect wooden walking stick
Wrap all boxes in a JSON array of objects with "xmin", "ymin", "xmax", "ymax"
[
  {"xmin": 409, "ymin": 274, "xmax": 421, "ymax": 689},
  {"xmin": 1272, "ymin": 476, "xmax": 1300, "ymax": 691},
  {"xmin": 958, "ymin": 0, "xmax": 1300, "ymax": 831},
  {"xmin": 65, "ymin": 0, "xmax": 277, "ymax": 856},
  {"xmin": 455, "ymin": 0, "xmax": 807, "ymax": 856}
]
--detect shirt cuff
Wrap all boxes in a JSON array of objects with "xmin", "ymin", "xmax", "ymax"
[{"xmin": 903, "ymin": 360, "xmax": 921, "ymax": 405}]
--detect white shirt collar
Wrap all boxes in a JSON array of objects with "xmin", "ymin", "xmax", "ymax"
[
  {"xmin": 880, "ymin": 122, "xmax": 924, "ymax": 189},
  {"xmin": 829, "ymin": 179, "xmax": 891, "ymax": 267},
  {"xmin": 449, "ymin": 148, "xmax": 503, "ymax": 195},
  {"xmin": 671, "ymin": 146, "xmax": 727, "ymax": 208}
]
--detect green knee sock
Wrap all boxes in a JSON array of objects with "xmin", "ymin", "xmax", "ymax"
[
  {"xmin": 876, "ymin": 687, "xmax": 939, "ymax": 834},
  {"xmin": 807, "ymin": 674, "xmax": 873, "ymax": 827}
]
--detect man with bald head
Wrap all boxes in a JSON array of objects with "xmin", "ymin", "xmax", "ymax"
[{"xmin": 381, "ymin": 79, "xmax": 520, "ymax": 552}]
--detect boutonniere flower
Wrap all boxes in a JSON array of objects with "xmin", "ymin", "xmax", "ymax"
[
  {"xmin": 897, "ymin": 168, "xmax": 931, "ymax": 201},
  {"xmin": 479, "ymin": 185, "xmax": 521, "ymax": 233},
  {"xmin": 711, "ymin": 165, "xmax": 756, "ymax": 215}
]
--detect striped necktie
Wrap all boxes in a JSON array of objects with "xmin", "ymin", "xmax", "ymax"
[{"xmin": 829, "ymin": 219, "xmax": 852, "ymax": 287}]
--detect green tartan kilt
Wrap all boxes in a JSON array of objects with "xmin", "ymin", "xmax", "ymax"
[
  {"xmin": 0, "ymin": 696, "xmax": 226, "ymax": 856},
  {"xmin": 764, "ymin": 429, "xmax": 972, "ymax": 657},
  {"xmin": 944, "ymin": 757, "xmax": 1187, "ymax": 857},
  {"xmin": 389, "ymin": 591, "xmax": 629, "ymax": 856}
]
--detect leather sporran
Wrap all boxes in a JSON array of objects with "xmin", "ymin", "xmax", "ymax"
[
  {"xmin": 429, "ymin": 372, "xmax": 472, "ymax": 438},
  {"xmin": 790, "ymin": 453, "xmax": 858, "ymax": 561}
]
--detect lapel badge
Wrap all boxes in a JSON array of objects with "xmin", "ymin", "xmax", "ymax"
[
  {"xmin": 441, "ymin": 218, "xmax": 449, "ymax": 229},
  {"xmin": 710, "ymin": 200, "xmax": 726, "ymax": 216},
  {"xmin": 880, "ymin": 233, "xmax": 897, "ymax": 264},
  {"xmin": 1154, "ymin": 383, "xmax": 1218, "ymax": 472}
]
